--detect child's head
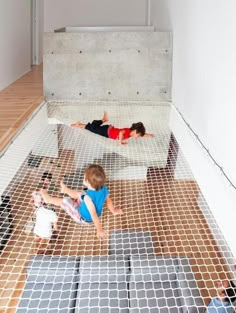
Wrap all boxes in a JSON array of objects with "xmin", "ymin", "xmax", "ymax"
[
  {"xmin": 84, "ymin": 164, "xmax": 106, "ymax": 190},
  {"xmin": 130, "ymin": 122, "xmax": 146, "ymax": 138}
]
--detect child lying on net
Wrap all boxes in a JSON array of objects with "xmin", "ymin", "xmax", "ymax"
[
  {"xmin": 71, "ymin": 111, "xmax": 154, "ymax": 145},
  {"xmin": 40, "ymin": 164, "xmax": 122, "ymax": 239}
]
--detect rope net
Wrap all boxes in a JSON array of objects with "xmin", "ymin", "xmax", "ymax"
[{"xmin": 0, "ymin": 102, "xmax": 235, "ymax": 313}]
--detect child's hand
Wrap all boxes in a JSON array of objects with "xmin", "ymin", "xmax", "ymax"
[
  {"xmin": 112, "ymin": 208, "xmax": 123, "ymax": 215},
  {"xmin": 97, "ymin": 229, "xmax": 108, "ymax": 239},
  {"xmin": 71, "ymin": 122, "xmax": 80, "ymax": 128},
  {"xmin": 120, "ymin": 141, "xmax": 128, "ymax": 145},
  {"xmin": 144, "ymin": 133, "xmax": 155, "ymax": 138}
]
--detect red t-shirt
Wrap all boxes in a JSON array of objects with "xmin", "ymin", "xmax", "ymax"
[{"xmin": 108, "ymin": 126, "xmax": 131, "ymax": 140}]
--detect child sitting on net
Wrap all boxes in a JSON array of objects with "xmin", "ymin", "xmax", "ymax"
[
  {"xmin": 40, "ymin": 164, "xmax": 122, "ymax": 239},
  {"xmin": 71, "ymin": 111, "xmax": 154, "ymax": 145}
]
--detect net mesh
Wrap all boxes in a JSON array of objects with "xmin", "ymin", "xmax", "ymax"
[{"xmin": 0, "ymin": 102, "xmax": 235, "ymax": 313}]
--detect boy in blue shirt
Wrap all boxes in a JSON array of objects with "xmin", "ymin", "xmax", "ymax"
[{"xmin": 40, "ymin": 164, "xmax": 122, "ymax": 239}]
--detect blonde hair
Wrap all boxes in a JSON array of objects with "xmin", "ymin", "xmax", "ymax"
[{"xmin": 84, "ymin": 164, "xmax": 106, "ymax": 190}]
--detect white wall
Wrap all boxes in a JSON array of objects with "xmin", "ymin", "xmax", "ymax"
[
  {"xmin": 0, "ymin": 0, "xmax": 31, "ymax": 91},
  {"xmin": 170, "ymin": 106, "xmax": 236, "ymax": 267},
  {"xmin": 37, "ymin": 0, "xmax": 44, "ymax": 64},
  {"xmin": 152, "ymin": 1, "xmax": 236, "ymax": 260},
  {"xmin": 31, "ymin": 0, "xmax": 44, "ymax": 65},
  {"xmin": 152, "ymin": 0, "xmax": 236, "ymax": 186},
  {"xmin": 44, "ymin": 0, "xmax": 147, "ymax": 32}
]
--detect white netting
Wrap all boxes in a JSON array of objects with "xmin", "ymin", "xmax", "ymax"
[
  {"xmin": 47, "ymin": 100, "xmax": 171, "ymax": 167},
  {"xmin": 0, "ymin": 102, "xmax": 235, "ymax": 313}
]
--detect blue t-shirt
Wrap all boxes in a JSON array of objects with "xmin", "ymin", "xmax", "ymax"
[
  {"xmin": 79, "ymin": 185, "xmax": 109, "ymax": 222},
  {"xmin": 206, "ymin": 297, "xmax": 235, "ymax": 313}
]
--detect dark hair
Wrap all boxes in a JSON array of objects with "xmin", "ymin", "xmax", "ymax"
[
  {"xmin": 225, "ymin": 281, "xmax": 236, "ymax": 303},
  {"xmin": 84, "ymin": 164, "xmax": 106, "ymax": 191},
  {"xmin": 41, "ymin": 172, "xmax": 53, "ymax": 181},
  {"xmin": 130, "ymin": 122, "xmax": 146, "ymax": 136},
  {"xmin": 0, "ymin": 195, "xmax": 11, "ymax": 211},
  {"xmin": 1, "ymin": 195, "xmax": 11, "ymax": 204}
]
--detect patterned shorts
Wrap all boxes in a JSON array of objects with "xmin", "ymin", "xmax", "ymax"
[{"xmin": 61, "ymin": 197, "xmax": 88, "ymax": 224}]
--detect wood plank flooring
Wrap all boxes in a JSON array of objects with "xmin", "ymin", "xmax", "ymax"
[
  {"xmin": 0, "ymin": 65, "xmax": 43, "ymax": 153},
  {"xmin": 0, "ymin": 66, "xmax": 232, "ymax": 312},
  {"xmin": 0, "ymin": 158, "xmax": 231, "ymax": 311}
]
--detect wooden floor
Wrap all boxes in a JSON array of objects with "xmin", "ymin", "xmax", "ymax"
[
  {"xmin": 0, "ymin": 65, "xmax": 43, "ymax": 153},
  {"xmin": 0, "ymin": 68, "xmax": 232, "ymax": 312},
  {"xmin": 0, "ymin": 154, "xmax": 231, "ymax": 312}
]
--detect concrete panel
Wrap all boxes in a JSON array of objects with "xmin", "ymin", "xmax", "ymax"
[
  {"xmin": 63, "ymin": 26, "xmax": 155, "ymax": 32},
  {"xmin": 44, "ymin": 32, "xmax": 172, "ymax": 101}
]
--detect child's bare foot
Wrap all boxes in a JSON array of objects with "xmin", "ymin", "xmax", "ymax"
[
  {"xmin": 102, "ymin": 111, "xmax": 109, "ymax": 123},
  {"xmin": 40, "ymin": 189, "xmax": 51, "ymax": 203},
  {"xmin": 60, "ymin": 181, "xmax": 66, "ymax": 193},
  {"xmin": 71, "ymin": 121, "xmax": 86, "ymax": 128}
]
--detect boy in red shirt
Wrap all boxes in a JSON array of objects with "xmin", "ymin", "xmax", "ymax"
[{"xmin": 71, "ymin": 112, "xmax": 154, "ymax": 145}]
